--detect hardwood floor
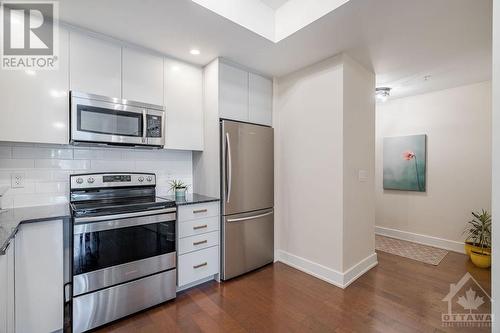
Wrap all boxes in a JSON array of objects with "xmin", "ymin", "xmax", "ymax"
[{"xmin": 95, "ymin": 251, "xmax": 491, "ymax": 333}]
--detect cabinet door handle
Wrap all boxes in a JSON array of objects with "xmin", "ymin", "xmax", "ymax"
[
  {"xmin": 193, "ymin": 262, "xmax": 208, "ymax": 269},
  {"xmin": 193, "ymin": 224, "xmax": 208, "ymax": 230},
  {"xmin": 193, "ymin": 240, "xmax": 208, "ymax": 246},
  {"xmin": 193, "ymin": 209, "xmax": 208, "ymax": 214}
]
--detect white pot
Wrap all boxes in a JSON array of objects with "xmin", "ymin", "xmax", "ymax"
[{"xmin": 175, "ymin": 188, "xmax": 187, "ymax": 198}]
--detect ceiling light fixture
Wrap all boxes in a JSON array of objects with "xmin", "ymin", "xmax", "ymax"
[
  {"xmin": 375, "ymin": 87, "xmax": 391, "ymax": 102},
  {"xmin": 190, "ymin": 49, "xmax": 200, "ymax": 55}
]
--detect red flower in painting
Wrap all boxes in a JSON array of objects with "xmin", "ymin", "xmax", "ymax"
[{"xmin": 403, "ymin": 151, "xmax": 416, "ymax": 161}]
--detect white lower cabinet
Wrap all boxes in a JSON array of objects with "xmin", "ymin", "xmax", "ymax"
[
  {"xmin": 0, "ymin": 242, "xmax": 14, "ymax": 333},
  {"xmin": 15, "ymin": 220, "xmax": 64, "ymax": 333},
  {"xmin": 178, "ymin": 231, "xmax": 219, "ymax": 255},
  {"xmin": 177, "ymin": 201, "xmax": 220, "ymax": 290},
  {"xmin": 178, "ymin": 246, "xmax": 219, "ymax": 287}
]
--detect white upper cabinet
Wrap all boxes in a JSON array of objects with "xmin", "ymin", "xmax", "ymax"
[
  {"xmin": 164, "ymin": 58, "xmax": 203, "ymax": 151},
  {"xmin": 69, "ymin": 31, "xmax": 121, "ymax": 98},
  {"xmin": 219, "ymin": 62, "xmax": 249, "ymax": 122},
  {"xmin": 249, "ymin": 73, "xmax": 273, "ymax": 126},
  {"xmin": 122, "ymin": 47, "xmax": 164, "ymax": 106},
  {"xmin": 217, "ymin": 61, "xmax": 273, "ymax": 126},
  {"xmin": 0, "ymin": 29, "xmax": 69, "ymax": 145}
]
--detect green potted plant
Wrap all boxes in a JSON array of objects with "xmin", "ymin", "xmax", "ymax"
[
  {"xmin": 168, "ymin": 180, "xmax": 189, "ymax": 199},
  {"xmin": 463, "ymin": 209, "xmax": 491, "ymax": 268}
]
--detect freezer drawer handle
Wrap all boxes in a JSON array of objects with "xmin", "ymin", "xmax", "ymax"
[
  {"xmin": 193, "ymin": 209, "xmax": 208, "ymax": 214},
  {"xmin": 193, "ymin": 240, "xmax": 208, "ymax": 246},
  {"xmin": 193, "ymin": 224, "xmax": 208, "ymax": 230},
  {"xmin": 193, "ymin": 262, "xmax": 208, "ymax": 269},
  {"xmin": 227, "ymin": 211, "xmax": 273, "ymax": 223}
]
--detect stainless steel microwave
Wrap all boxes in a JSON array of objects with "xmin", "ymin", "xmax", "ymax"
[{"xmin": 70, "ymin": 91, "xmax": 165, "ymax": 148}]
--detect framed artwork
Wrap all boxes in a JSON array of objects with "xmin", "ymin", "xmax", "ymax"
[{"xmin": 383, "ymin": 134, "xmax": 427, "ymax": 192}]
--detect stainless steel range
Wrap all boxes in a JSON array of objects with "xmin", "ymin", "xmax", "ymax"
[{"xmin": 69, "ymin": 172, "xmax": 177, "ymax": 333}]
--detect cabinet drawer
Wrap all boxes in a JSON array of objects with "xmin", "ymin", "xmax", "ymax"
[
  {"xmin": 178, "ymin": 216, "xmax": 219, "ymax": 238},
  {"xmin": 178, "ymin": 202, "xmax": 219, "ymax": 222},
  {"xmin": 178, "ymin": 246, "xmax": 219, "ymax": 287},
  {"xmin": 178, "ymin": 231, "xmax": 219, "ymax": 255}
]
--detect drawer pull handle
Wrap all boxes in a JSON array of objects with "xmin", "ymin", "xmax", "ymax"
[
  {"xmin": 193, "ymin": 240, "xmax": 208, "ymax": 246},
  {"xmin": 193, "ymin": 224, "xmax": 208, "ymax": 230},
  {"xmin": 193, "ymin": 262, "xmax": 208, "ymax": 269},
  {"xmin": 193, "ymin": 209, "xmax": 208, "ymax": 214}
]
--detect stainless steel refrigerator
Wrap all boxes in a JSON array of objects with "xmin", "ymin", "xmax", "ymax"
[{"xmin": 220, "ymin": 120, "xmax": 274, "ymax": 280}]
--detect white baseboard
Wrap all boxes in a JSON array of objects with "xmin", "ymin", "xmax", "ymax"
[
  {"xmin": 342, "ymin": 253, "xmax": 378, "ymax": 288},
  {"xmin": 375, "ymin": 226, "xmax": 465, "ymax": 254},
  {"xmin": 276, "ymin": 250, "xmax": 378, "ymax": 289}
]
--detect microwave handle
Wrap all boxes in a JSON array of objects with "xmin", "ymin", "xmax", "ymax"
[{"xmin": 142, "ymin": 110, "xmax": 147, "ymax": 144}]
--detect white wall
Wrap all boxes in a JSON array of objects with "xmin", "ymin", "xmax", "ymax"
[
  {"xmin": 274, "ymin": 54, "xmax": 376, "ymax": 286},
  {"xmin": 275, "ymin": 55, "xmax": 345, "ymax": 272},
  {"xmin": 342, "ymin": 56, "xmax": 376, "ymax": 271},
  {"xmin": 375, "ymin": 81, "xmax": 492, "ymax": 248},
  {"xmin": 0, "ymin": 143, "xmax": 192, "ymax": 208},
  {"xmin": 491, "ymin": 0, "xmax": 499, "ymax": 329}
]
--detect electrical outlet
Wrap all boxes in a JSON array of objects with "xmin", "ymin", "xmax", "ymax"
[{"xmin": 11, "ymin": 173, "xmax": 25, "ymax": 188}]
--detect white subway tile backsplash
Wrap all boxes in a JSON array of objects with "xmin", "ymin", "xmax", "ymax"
[
  {"xmin": 0, "ymin": 143, "xmax": 193, "ymax": 208},
  {"xmin": 0, "ymin": 159, "xmax": 35, "ymax": 169},
  {"xmin": 35, "ymin": 182, "xmax": 69, "ymax": 194},
  {"xmin": 35, "ymin": 159, "xmax": 91, "ymax": 170},
  {"xmin": 13, "ymin": 146, "xmax": 74, "ymax": 159},
  {"xmin": 13, "ymin": 193, "xmax": 68, "ymax": 208},
  {"xmin": 25, "ymin": 170, "xmax": 52, "ymax": 181},
  {"xmin": 91, "ymin": 160, "xmax": 135, "ymax": 171},
  {"xmin": 74, "ymin": 148, "xmax": 122, "ymax": 160},
  {"xmin": 0, "ymin": 147, "xmax": 11, "ymax": 158},
  {"xmin": 51, "ymin": 170, "xmax": 72, "ymax": 182}
]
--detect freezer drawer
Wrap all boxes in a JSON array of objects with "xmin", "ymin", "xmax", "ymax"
[
  {"xmin": 221, "ymin": 120, "xmax": 274, "ymax": 215},
  {"xmin": 222, "ymin": 208, "xmax": 274, "ymax": 280}
]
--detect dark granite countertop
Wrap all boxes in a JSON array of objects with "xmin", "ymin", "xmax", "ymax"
[
  {"xmin": 0, "ymin": 194, "xmax": 218, "ymax": 255},
  {"xmin": 0, "ymin": 204, "xmax": 71, "ymax": 255},
  {"xmin": 161, "ymin": 193, "xmax": 220, "ymax": 206}
]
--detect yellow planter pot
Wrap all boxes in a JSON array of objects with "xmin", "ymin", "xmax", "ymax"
[
  {"xmin": 464, "ymin": 243, "xmax": 491, "ymax": 256},
  {"xmin": 470, "ymin": 251, "xmax": 491, "ymax": 269}
]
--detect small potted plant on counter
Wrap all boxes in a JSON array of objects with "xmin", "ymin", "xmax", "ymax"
[
  {"xmin": 463, "ymin": 209, "xmax": 491, "ymax": 268},
  {"xmin": 168, "ymin": 180, "xmax": 189, "ymax": 199}
]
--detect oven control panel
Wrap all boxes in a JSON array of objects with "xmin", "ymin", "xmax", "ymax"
[{"xmin": 70, "ymin": 173, "xmax": 156, "ymax": 189}]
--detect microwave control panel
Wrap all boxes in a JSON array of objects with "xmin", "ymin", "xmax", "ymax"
[{"xmin": 146, "ymin": 115, "xmax": 162, "ymax": 138}]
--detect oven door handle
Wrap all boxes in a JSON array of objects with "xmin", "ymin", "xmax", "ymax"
[
  {"xmin": 74, "ymin": 211, "xmax": 176, "ymax": 234},
  {"xmin": 74, "ymin": 207, "xmax": 176, "ymax": 224}
]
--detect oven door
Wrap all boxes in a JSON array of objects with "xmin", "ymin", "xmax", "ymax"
[
  {"xmin": 73, "ymin": 209, "xmax": 176, "ymax": 296},
  {"xmin": 71, "ymin": 96, "xmax": 146, "ymax": 146}
]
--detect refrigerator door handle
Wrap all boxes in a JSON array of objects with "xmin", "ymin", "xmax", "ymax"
[
  {"xmin": 227, "ymin": 210, "xmax": 273, "ymax": 223},
  {"xmin": 226, "ymin": 132, "xmax": 232, "ymax": 203}
]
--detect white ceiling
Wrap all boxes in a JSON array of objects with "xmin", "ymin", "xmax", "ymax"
[
  {"xmin": 260, "ymin": 0, "xmax": 290, "ymax": 10},
  {"xmin": 58, "ymin": 0, "xmax": 492, "ymax": 99}
]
